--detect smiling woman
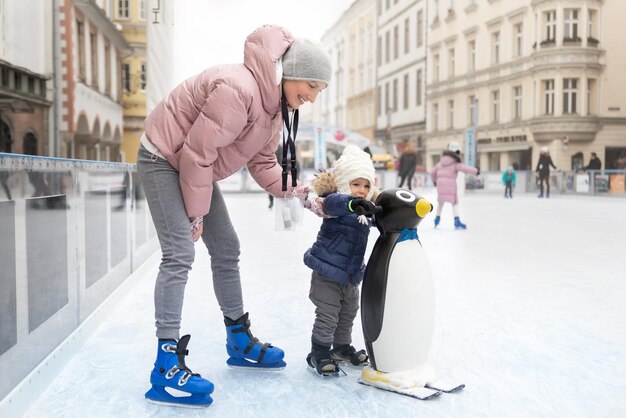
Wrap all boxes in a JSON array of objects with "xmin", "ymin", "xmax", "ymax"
[{"xmin": 136, "ymin": 24, "xmax": 333, "ymax": 408}]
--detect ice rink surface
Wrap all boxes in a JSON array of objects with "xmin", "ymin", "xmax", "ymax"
[{"xmin": 24, "ymin": 191, "xmax": 626, "ymax": 417}]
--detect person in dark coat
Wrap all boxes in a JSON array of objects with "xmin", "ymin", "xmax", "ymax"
[
  {"xmin": 583, "ymin": 152, "xmax": 602, "ymax": 171},
  {"xmin": 535, "ymin": 146, "xmax": 557, "ymax": 198},
  {"xmin": 398, "ymin": 143, "xmax": 418, "ymax": 190},
  {"xmin": 302, "ymin": 145, "xmax": 381, "ymax": 376}
]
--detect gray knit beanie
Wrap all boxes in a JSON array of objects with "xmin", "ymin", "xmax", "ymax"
[{"xmin": 282, "ymin": 39, "xmax": 332, "ymax": 85}]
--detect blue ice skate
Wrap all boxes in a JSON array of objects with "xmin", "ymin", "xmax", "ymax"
[
  {"xmin": 434, "ymin": 215, "xmax": 440, "ymax": 228},
  {"xmin": 145, "ymin": 335, "xmax": 214, "ymax": 407},
  {"xmin": 224, "ymin": 312, "xmax": 286, "ymax": 370},
  {"xmin": 454, "ymin": 216, "xmax": 467, "ymax": 230}
]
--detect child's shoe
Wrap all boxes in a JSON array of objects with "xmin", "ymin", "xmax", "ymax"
[{"xmin": 330, "ymin": 344, "xmax": 368, "ymax": 366}]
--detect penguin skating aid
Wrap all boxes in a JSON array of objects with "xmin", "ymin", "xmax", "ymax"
[{"xmin": 358, "ymin": 189, "xmax": 465, "ymax": 399}]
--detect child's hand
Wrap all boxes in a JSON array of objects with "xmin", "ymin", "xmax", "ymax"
[{"xmin": 349, "ymin": 198, "xmax": 382, "ymax": 216}]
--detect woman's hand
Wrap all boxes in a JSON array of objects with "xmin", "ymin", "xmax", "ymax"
[{"xmin": 190, "ymin": 216, "xmax": 203, "ymax": 241}]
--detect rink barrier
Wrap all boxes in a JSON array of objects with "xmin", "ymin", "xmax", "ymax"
[
  {"xmin": 0, "ymin": 153, "xmax": 159, "ymax": 414},
  {"xmin": 218, "ymin": 167, "xmax": 626, "ymax": 197}
]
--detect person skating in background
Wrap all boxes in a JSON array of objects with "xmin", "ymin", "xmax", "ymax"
[
  {"xmin": 397, "ymin": 142, "xmax": 418, "ymax": 190},
  {"xmin": 583, "ymin": 152, "xmax": 602, "ymax": 171},
  {"xmin": 535, "ymin": 146, "xmax": 557, "ymax": 198},
  {"xmin": 502, "ymin": 166, "xmax": 516, "ymax": 198},
  {"xmin": 136, "ymin": 25, "xmax": 331, "ymax": 406},
  {"xmin": 430, "ymin": 141, "xmax": 478, "ymax": 229},
  {"xmin": 303, "ymin": 145, "xmax": 381, "ymax": 376}
]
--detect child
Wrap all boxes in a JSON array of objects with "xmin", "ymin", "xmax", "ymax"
[
  {"xmin": 502, "ymin": 166, "xmax": 516, "ymax": 198},
  {"xmin": 430, "ymin": 141, "xmax": 479, "ymax": 229},
  {"xmin": 303, "ymin": 145, "xmax": 381, "ymax": 376}
]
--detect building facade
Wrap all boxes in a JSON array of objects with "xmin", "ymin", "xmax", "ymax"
[
  {"xmin": 345, "ymin": 0, "xmax": 378, "ymax": 142},
  {"xmin": 375, "ymin": 0, "xmax": 428, "ymax": 165},
  {"xmin": 114, "ymin": 0, "xmax": 146, "ymax": 163},
  {"xmin": 58, "ymin": 0, "xmax": 130, "ymax": 161},
  {"xmin": 426, "ymin": 0, "xmax": 626, "ymax": 171},
  {"xmin": 0, "ymin": 0, "xmax": 54, "ymax": 157}
]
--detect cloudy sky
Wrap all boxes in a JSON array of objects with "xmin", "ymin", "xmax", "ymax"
[{"xmin": 173, "ymin": 0, "xmax": 354, "ymax": 83}]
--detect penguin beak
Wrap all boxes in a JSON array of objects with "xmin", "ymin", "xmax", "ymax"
[{"xmin": 415, "ymin": 198, "xmax": 432, "ymax": 218}]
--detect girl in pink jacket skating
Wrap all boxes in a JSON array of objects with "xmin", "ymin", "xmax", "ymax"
[
  {"xmin": 137, "ymin": 25, "xmax": 331, "ymax": 407},
  {"xmin": 430, "ymin": 141, "xmax": 479, "ymax": 229}
]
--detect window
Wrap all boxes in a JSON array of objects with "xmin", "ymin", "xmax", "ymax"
[
  {"xmin": 492, "ymin": 31, "xmax": 500, "ymax": 64},
  {"xmin": 140, "ymin": 62, "xmax": 147, "ymax": 90},
  {"xmin": 90, "ymin": 31, "xmax": 98, "ymax": 88},
  {"xmin": 587, "ymin": 78, "xmax": 596, "ymax": 115},
  {"xmin": 513, "ymin": 86, "xmax": 522, "ymax": 119},
  {"xmin": 433, "ymin": 54, "xmax": 440, "ymax": 82},
  {"xmin": 563, "ymin": 78, "xmax": 578, "ymax": 114},
  {"xmin": 417, "ymin": 10, "xmax": 423, "ymax": 47},
  {"xmin": 545, "ymin": 10, "xmax": 556, "ymax": 42},
  {"xmin": 122, "ymin": 63, "xmax": 130, "ymax": 92},
  {"xmin": 468, "ymin": 40, "xmax": 476, "ymax": 71},
  {"xmin": 404, "ymin": 18, "xmax": 410, "ymax": 54},
  {"xmin": 117, "ymin": 0, "xmax": 129, "ymax": 18},
  {"xmin": 416, "ymin": 69, "xmax": 422, "ymax": 106},
  {"xmin": 433, "ymin": 103, "xmax": 439, "ymax": 131},
  {"xmin": 139, "ymin": 0, "xmax": 146, "ymax": 20},
  {"xmin": 385, "ymin": 31, "xmax": 390, "ymax": 63},
  {"xmin": 385, "ymin": 82, "xmax": 389, "ymax": 112},
  {"xmin": 514, "ymin": 23, "xmax": 523, "ymax": 57},
  {"xmin": 393, "ymin": 78, "xmax": 398, "ymax": 111},
  {"xmin": 403, "ymin": 74, "xmax": 409, "ymax": 109},
  {"xmin": 448, "ymin": 48, "xmax": 455, "ymax": 78},
  {"xmin": 491, "ymin": 90, "xmax": 500, "ymax": 123},
  {"xmin": 76, "ymin": 20, "xmax": 86, "ymax": 80},
  {"xmin": 564, "ymin": 9, "xmax": 580, "ymax": 40},
  {"xmin": 377, "ymin": 36, "xmax": 382, "ymax": 66},
  {"xmin": 588, "ymin": 9, "xmax": 597, "ymax": 39},
  {"xmin": 377, "ymin": 86, "xmax": 382, "ymax": 116},
  {"xmin": 104, "ymin": 41, "xmax": 111, "ymax": 95},
  {"xmin": 393, "ymin": 26, "xmax": 399, "ymax": 59},
  {"xmin": 469, "ymin": 95, "xmax": 478, "ymax": 126},
  {"xmin": 448, "ymin": 100, "xmax": 455, "ymax": 129},
  {"xmin": 544, "ymin": 79, "xmax": 554, "ymax": 115}
]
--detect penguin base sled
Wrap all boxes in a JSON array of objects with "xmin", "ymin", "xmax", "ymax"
[{"xmin": 358, "ymin": 366, "xmax": 465, "ymax": 400}]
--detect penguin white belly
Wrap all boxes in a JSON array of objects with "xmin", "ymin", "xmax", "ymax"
[{"xmin": 371, "ymin": 240, "xmax": 435, "ymax": 373}]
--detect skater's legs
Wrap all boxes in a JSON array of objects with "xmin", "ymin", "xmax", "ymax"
[
  {"xmin": 332, "ymin": 283, "xmax": 359, "ymax": 347},
  {"xmin": 137, "ymin": 146, "xmax": 195, "ymax": 340},
  {"xmin": 309, "ymin": 271, "xmax": 342, "ymax": 347},
  {"xmin": 406, "ymin": 173, "xmax": 414, "ymax": 190},
  {"xmin": 452, "ymin": 203, "xmax": 460, "ymax": 217},
  {"xmin": 201, "ymin": 184, "xmax": 244, "ymax": 321},
  {"xmin": 435, "ymin": 202, "xmax": 445, "ymax": 217}
]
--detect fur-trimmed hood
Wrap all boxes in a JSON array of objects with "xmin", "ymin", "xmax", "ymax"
[{"xmin": 311, "ymin": 170, "xmax": 379, "ymax": 201}]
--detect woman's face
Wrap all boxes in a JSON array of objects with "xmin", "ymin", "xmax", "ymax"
[{"xmin": 283, "ymin": 80, "xmax": 327, "ymax": 109}]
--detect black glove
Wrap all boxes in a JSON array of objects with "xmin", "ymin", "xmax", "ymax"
[
  {"xmin": 476, "ymin": 168, "xmax": 480, "ymax": 176},
  {"xmin": 349, "ymin": 198, "xmax": 382, "ymax": 216}
]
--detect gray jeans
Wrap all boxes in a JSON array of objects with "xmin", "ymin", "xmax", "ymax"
[
  {"xmin": 309, "ymin": 271, "xmax": 360, "ymax": 348},
  {"xmin": 137, "ymin": 145, "xmax": 244, "ymax": 339}
]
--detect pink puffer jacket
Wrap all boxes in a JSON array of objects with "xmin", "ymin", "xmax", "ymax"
[
  {"xmin": 430, "ymin": 153, "xmax": 478, "ymax": 204},
  {"xmin": 144, "ymin": 25, "xmax": 295, "ymax": 217}
]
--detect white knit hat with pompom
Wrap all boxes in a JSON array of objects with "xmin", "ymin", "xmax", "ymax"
[{"xmin": 331, "ymin": 145, "xmax": 376, "ymax": 200}]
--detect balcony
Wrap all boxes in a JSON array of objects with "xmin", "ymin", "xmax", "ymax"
[{"xmin": 530, "ymin": 115, "xmax": 600, "ymax": 142}]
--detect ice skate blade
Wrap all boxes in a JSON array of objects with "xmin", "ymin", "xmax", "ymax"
[
  {"xmin": 306, "ymin": 365, "xmax": 345, "ymax": 378},
  {"xmin": 145, "ymin": 387, "xmax": 213, "ymax": 408},
  {"xmin": 145, "ymin": 397, "xmax": 212, "ymax": 409},
  {"xmin": 226, "ymin": 357, "xmax": 286, "ymax": 371}
]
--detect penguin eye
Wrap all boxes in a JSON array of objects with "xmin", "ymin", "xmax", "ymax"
[{"xmin": 395, "ymin": 190, "xmax": 416, "ymax": 202}]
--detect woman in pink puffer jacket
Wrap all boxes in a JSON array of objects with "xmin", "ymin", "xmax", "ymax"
[
  {"xmin": 137, "ymin": 25, "xmax": 332, "ymax": 407},
  {"xmin": 430, "ymin": 141, "xmax": 479, "ymax": 229}
]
